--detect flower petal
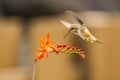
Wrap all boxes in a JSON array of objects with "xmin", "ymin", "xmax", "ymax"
[
  {"xmin": 50, "ymin": 45, "xmax": 60, "ymax": 54},
  {"xmin": 45, "ymin": 33, "xmax": 50, "ymax": 45},
  {"xmin": 36, "ymin": 52, "xmax": 44, "ymax": 60},
  {"xmin": 40, "ymin": 38, "xmax": 45, "ymax": 48},
  {"xmin": 36, "ymin": 50, "xmax": 48, "ymax": 60}
]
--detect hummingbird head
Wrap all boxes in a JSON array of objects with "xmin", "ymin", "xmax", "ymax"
[
  {"xmin": 63, "ymin": 23, "xmax": 80, "ymax": 39},
  {"xmin": 71, "ymin": 24, "xmax": 80, "ymax": 29}
]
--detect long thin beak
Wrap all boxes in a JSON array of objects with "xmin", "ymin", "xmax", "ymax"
[{"xmin": 63, "ymin": 28, "xmax": 73, "ymax": 39}]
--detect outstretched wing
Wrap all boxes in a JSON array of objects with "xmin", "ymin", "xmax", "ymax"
[
  {"xmin": 65, "ymin": 10, "xmax": 84, "ymax": 26},
  {"xmin": 59, "ymin": 20, "xmax": 71, "ymax": 29},
  {"xmin": 59, "ymin": 20, "xmax": 74, "ymax": 38}
]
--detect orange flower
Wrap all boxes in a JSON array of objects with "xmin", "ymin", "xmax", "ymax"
[{"xmin": 36, "ymin": 33, "xmax": 60, "ymax": 60}]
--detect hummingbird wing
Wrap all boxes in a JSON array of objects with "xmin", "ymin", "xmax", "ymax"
[
  {"xmin": 65, "ymin": 10, "xmax": 84, "ymax": 26},
  {"xmin": 77, "ymin": 29, "xmax": 86, "ymax": 40},
  {"xmin": 59, "ymin": 20, "xmax": 71, "ymax": 29},
  {"xmin": 59, "ymin": 20, "xmax": 74, "ymax": 38}
]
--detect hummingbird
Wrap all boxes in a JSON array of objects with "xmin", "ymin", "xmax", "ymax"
[{"xmin": 59, "ymin": 10, "xmax": 102, "ymax": 43}]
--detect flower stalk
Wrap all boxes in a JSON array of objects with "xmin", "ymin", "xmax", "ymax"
[{"xmin": 32, "ymin": 59, "xmax": 37, "ymax": 80}]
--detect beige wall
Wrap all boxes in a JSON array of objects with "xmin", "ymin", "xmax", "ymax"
[
  {"xmin": 89, "ymin": 27, "xmax": 120, "ymax": 80},
  {"xmin": 0, "ymin": 18, "xmax": 22, "ymax": 68},
  {"xmin": 0, "ymin": 17, "xmax": 29, "ymax": 80}
]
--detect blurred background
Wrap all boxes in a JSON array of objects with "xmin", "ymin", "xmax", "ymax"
[{"xmin": 0, "ymin": 0, "xmax": 120, "ymax": 80}]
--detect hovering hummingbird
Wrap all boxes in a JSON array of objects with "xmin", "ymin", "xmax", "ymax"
[{"xmin": 60, "ymin": 10, "xmax": 102, "ymax": 43}]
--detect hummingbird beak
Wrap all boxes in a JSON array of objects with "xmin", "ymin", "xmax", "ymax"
[{"xmin": 63, "ymin": 28, "xmax": 73, "ymax": 39}]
